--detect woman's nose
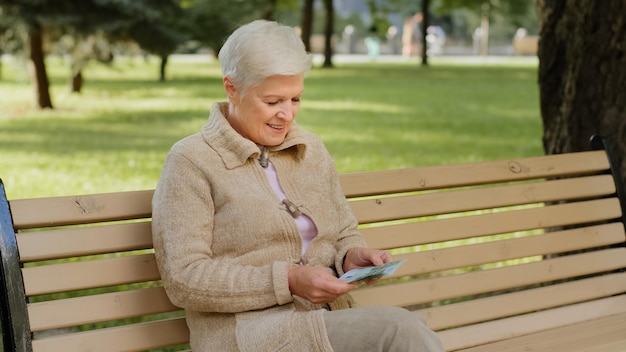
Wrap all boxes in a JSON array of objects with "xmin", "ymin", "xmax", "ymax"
[{"xmin": 276, "ymin": 103, "xmax": 296, "ymax": 121}]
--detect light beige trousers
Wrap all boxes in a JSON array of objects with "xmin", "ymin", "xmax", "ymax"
[{"xmin": 323, "ymin": 306, "xmax": 444, "ymax": 352}]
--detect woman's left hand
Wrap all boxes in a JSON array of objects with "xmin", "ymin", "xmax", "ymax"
[{"xmin": 343, "ymin": 247, "xmax": 393, "ymax": 275}]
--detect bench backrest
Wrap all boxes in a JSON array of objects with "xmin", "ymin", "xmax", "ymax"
[
  {"xmin": 0, "ymin": 137, "xmax": 624, "ymax": 351},
  {"xmin": 344, "ymin": 137, "xmax": 626, "ymax": 350},
  {"xmin": 0, "ymin": 189, "xmax": 186, "ymax": 351}
]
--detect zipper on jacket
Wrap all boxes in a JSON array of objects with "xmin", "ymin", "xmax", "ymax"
[{"xmin": 254, "ymin": 155, "xmax": 306, "ymax": 257}]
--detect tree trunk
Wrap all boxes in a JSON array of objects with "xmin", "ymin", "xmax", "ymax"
[
  {"xmin": 322, "ymin": 0, "xmax": 334, "ymax": 68},
  {"xmin": 28, "ymin": 24, "xmax": 53, "ymax": 109},
  {"xmin": 301, "ymin": 0, "xmax": 314, "ymax": 52},
  {"xmin": 159, "ymin": 55, "xmax": 168, "ymax": 82},
  {"xmin": 479, "ymin": 2, "xmax": 490, "ymax": 56},
  {"xmin": 421, "ymin": 0, "xmax": 430, "ymax": 66},
  {"xmin": 538, "ymin": 0, "xmax": 626, "ymax": 184},
  {"xmin": 71, "ymin": 70, "xmax": 83, "ymax": 93}
]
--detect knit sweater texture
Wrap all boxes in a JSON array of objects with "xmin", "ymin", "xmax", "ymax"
[{"xmin": 152, "ymin": 102, "xmax": 367, "ymax": 351}]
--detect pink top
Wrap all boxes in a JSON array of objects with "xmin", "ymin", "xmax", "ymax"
[{"xmin": 263, "ymin": 160, "xmax": 318, "ymax": 254}]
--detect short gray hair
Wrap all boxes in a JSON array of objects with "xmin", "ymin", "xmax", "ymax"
[{"xmin": 218, "ymin": 20, "xmax": 312, "ymax": 93}]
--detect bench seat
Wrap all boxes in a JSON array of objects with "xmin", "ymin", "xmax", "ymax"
[{"xmin": 458, "ymin": 311, "xmax": 626, "ymax": 352}]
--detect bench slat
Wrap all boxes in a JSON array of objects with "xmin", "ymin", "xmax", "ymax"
[
  {"xmin": 350, "ymin": 175, "xmax": 615, "ymax": 224},
  {"xmin": 340, "ymin": 151, "xmax": 610, "ymax": 197},
  {"xmin": 22, "ymin": 254, "xmax": 160, "ymax": 296},
  {"xmin": 31, "ymin": 317, "xmax": 189, "ymax": 352},
  {"xmin": 438, "ymin": 295, "xmax": 626, "ymax": 351},
  {"xmin": 28, "ymin": 286, "xmax": 179, "ymax": 332},
  {"xmin": 10, "ymin": 190, "xmax": 154, "ymax": 230},
  {"xmin": 455, "ymin": 310, "xmax": 626, "ymax": 352},
  {"xmin": 420, "ymin": 272, "xmax": 626, "ymax": 331},
  {"xmin": 351, "ymin": 248, "xmax": 626, "ymax": 308},
  {"xmin": 361, "ymin": 198, "xmax": 622, "ymax": 249},
  {"xmin": 17, "ymin": 222, "xmax": 153, "ymax": 262},
  {"xmin": 388, "ymin": 223, "xmax": 624, "ymax": 279}
]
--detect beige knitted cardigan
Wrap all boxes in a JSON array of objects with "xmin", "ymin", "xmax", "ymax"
[{"xmin": 152, "ymin": 102, "xmax": 367, "ymax": 351}]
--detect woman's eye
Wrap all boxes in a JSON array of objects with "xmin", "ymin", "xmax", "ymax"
[
  {"xmin": 267, "ymin": 101, "xmax": 279, "ymax": 106},
  {"xmin": 292, "ymin": 98, "xmax": 301, "ymax": 103}
]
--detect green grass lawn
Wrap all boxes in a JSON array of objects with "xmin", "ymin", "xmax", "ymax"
[{"xmin": 0, "ymin": 55, "xmax": 543, "ymax": 199}]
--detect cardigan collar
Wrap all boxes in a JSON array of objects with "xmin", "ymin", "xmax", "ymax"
[{"xmin": 202, "ymin": 102, "xmax": 307, "ymax": 169}]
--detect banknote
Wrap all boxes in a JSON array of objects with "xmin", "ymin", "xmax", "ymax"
[{"xmin": 339, "ymin": 259, "xmax": 407, "ymax": 283}]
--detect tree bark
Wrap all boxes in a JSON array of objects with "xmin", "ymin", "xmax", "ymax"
[
  {"xmin": 159, "ymin": 55, "xmax": 168, "ymax": 82},
  {"xmin": 300, "ymin": 0, "xmax": 314, "ymax": 52},
  {"xmin": 421, "ymin": 0, "xmax": 430, "ymax": 66},
  {"xmin": 28, "ymin": 23, "xmax": 53, "ymax": 109},
  {"xmin": 322, "ymin": 0, "xmax": 334, "ymax": 68},
  {"xmin": 538, "ymin": 0, "xmax": 626, "ymax": 183},
  {"xmin": 71, "ymin": 70, "xmax": 83, "ymax": 93}
]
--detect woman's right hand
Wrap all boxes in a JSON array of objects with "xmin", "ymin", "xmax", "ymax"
[{"xmin": 288, "ymin": 265, "xmax": 358, "ymax": 304}]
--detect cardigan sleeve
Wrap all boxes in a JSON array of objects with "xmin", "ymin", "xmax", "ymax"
[
  {"xmin": 152, "ymin": 150, "xmax": 294, "ymax": 313},
  {"xmin": 315, "ymin": 145, "xmax": 368, "ymax": 276},
  {"xmin": 332, "ymin": 193, "xmax": 368, "ymax": 276}
]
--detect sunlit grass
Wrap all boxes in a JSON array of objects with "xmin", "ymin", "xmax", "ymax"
[{"xmin": 0, "ymin": 55, "xmax": 542, "ymax": 199}]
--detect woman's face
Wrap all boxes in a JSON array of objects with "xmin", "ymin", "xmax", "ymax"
[{"xmin": 225, "ymin": 74, "xmax": 304, "ymax": 146}]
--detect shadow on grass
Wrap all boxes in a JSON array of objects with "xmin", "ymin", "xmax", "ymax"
[
  {"xmin": 0, "ymin": 109, "xmax": 206, "ymax": 156},
  {"xmin": 76, "ymin": 76, "xmax": 225, "ymax": 99}
]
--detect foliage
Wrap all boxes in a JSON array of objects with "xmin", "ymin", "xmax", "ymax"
[
  {"xmin": 0, "ymin": 0, "xmax": 185, "ymax": 66},
  {"xmin": 433, "ymin": 0, "xmax": 539, "ymax": 38},
  {"xmin": 330, "ymin": 0, "xmax": 538, "ymax": 46},
  {"xmin": 434, "ymin": 0, "xmax": 531, "ymax": 18},
  {"xmin": 180, "ymin": 0, "xmax": 275, "ymax": 55},
  {"xmin": 0, "ymin": 6, "xmax": 23, "ymax": 56},
  {"xmin": 105, "ymin": 0, "xmax": 184, "ymax": 57},
  {"xmin": 365, "ymin": 0, "xmax": 393, "ymax": 38},
  {"xmin": 388, "ymin": 0, "xmax": 423, "ymax": 18},
  {"xmin": 0, "ymin": 56, "xmax": 542, "ymax": 199}
]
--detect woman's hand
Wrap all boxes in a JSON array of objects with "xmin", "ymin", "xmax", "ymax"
[
  {"xmin": 288, "ymin": 265, "xmax": 358, "ymax": 304},
  {"xmin": 343, "ymin": 247, "xmax": 393, "ymax": 273}
]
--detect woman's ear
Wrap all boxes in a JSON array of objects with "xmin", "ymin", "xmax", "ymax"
[{"xmin": 224, "ymin": 77, "xmax": 237, "ymax": 102}]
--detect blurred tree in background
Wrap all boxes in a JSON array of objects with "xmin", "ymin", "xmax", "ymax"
[
  {"xmin": 434, "ymin": 0, "xmax": 538, "ymax": 55},
  {"xmin": 0, "ymin": 0, "xmax": 184, "ymax": 107},
  {"xmin": 0, "ymin": 0, "xmax": 547, "ymax": 112},
  {"xmin": 0, "ymin": 0, "xmax": 297, "ymax": 108}
]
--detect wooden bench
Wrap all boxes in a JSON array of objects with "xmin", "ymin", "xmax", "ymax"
[{"xmin": 1, "ymin": 135, "xmax": 625, "ymax": 352}]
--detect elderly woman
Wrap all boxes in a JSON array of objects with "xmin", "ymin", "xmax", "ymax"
[{"xmin": 152, "ymin": 20, "xmax": 443, "ymax": 352}]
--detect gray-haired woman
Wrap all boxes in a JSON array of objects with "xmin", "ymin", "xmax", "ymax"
[{"xmin": 152, "ymin": 19, "xmax": 443, "ymax": 352}]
